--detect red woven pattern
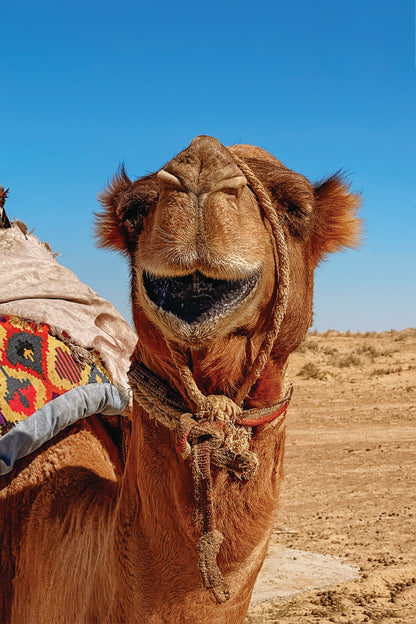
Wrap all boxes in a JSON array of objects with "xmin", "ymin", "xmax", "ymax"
[{"xmin": 0, "ymin": 315, "xmax": 110, "ymax": 436}]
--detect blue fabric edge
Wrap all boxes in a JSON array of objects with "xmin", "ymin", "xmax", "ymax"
[{"xmin": 0, "ymin": 383, "xmax": 129, "ymax": 476}]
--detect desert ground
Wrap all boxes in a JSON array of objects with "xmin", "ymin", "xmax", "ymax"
[{"xmin": 246, "ymin": 328, "xmax": 416, "ymax": 624}]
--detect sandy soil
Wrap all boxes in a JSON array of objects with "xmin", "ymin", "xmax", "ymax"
[{"xmin": 246, "ymin": 328, "xmax": 416, "ymax": 624}]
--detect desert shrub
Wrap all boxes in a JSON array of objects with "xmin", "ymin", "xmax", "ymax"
[
  {"xmin": 335, "ymin": 354, "xmax": 362, "ymax": 368},
  {"xmin": 370, "ymin": 366, "xmax": 403, "ymax": 377},
  {"xmin": 296, "ymin": 339, "xmax": 319, "ymax": 353},
  {"xmin": 357, "ymin": 343, "xmax": 379, "ymax": 358},
  {"xmin": 355, "ymin": 343, "xmax": 395, "ymax": 359},
  {"xmin": 322, "ymin": 346, "xmax": 339, "ymax": 356},
  {"xmin": 363, "ymin": 345, "xmax": 396, "ymax": 358},
  {"xmin": 297, "ymin": 362, "xmax": 327, "ymax": 380},
  {"xmin": 321, "ymin": 329, "xmax": 339, "ymax": 338},
  {"xmin": 371, "ymin": 368, "xmax": 389, "ymax": 376}
]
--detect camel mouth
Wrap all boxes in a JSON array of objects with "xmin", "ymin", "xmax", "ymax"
[{"xmin": 142, "ymin": 271, "xmax": 259, "ymax": 325}]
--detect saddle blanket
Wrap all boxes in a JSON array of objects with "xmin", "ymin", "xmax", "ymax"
[{"xmin": 0, "ymin": 315, "xmax": 128, "ymax": 475}]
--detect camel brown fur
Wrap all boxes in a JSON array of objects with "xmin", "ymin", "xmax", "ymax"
[{"xmin": 0, "ymin": 136, "xmax": 361, "ymax": 623}]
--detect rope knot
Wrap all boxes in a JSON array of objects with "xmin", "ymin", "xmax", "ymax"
[
  {"xmin": 176, "ymin": 414, "xmax": 226, "ymax": 459},
  {"xmin": 195, "ymin": 394, "xmax": 242, "ymax": 423}
]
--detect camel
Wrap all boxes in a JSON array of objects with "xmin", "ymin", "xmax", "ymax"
[{"xmin": 0, "ymin": 136, "xmax": 361, "ymax": 623}]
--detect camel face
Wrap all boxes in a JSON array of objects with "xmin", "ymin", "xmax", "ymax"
[
  {"xmin": 135, "ymin": 136, "xmax": 281, "ymax": 345},
  {"xmin": 97, "ymin": 135, "xmax": 360, "ymax": 348}
]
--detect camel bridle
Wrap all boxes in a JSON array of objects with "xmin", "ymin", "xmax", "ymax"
[{"xmin": 128, "ymin": 154, "xmax": 292, "ymax": 603}]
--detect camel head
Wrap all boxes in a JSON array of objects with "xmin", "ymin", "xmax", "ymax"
[{"xmin": 96, "ymin": 135, "xmax": 361, "ymax": 363}]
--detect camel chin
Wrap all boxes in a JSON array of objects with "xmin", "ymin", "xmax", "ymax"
[{"xmin": 137, "ymin": 268, "xmax": 261, "ymax": 346}]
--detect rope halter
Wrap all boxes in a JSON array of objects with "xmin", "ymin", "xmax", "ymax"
[{"xmin": 128, "ymin": 154, "xmax": 292, "ymax": 603}]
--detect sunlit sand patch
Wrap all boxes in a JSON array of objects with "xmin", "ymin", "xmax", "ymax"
[{"xmin": 250, "ymin": 544, "xmax": 359, "ymax": 604}]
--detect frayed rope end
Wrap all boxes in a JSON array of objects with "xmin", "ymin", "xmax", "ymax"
[{"xmin": 198, "ymin": 529, "xmax": 230, "ymax": 604}]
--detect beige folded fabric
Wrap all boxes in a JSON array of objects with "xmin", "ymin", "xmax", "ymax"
[{"xmin": 0, "ymin": 222, "xmax": 137, "ymax": 397}]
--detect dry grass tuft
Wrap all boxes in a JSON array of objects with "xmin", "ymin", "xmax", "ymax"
[
  {"xmin": 297, "ymin": 362, "xmax": 328, "ymax": 380},
  {"xmin": 370, "ymin": 366, "xmax": 403, "ymax": 377},
  {"xmin": 334, "ymin": 354, "xmax": 362, "ymax": 368},
  {"xmin": 296, "ymin": 340, "xmax": 319, "ymax": 353},
  {"xmin": 356, "ymin": 343, "xmax": 379, "ymax": 358}
]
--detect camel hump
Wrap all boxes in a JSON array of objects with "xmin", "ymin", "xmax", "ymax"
[{"xmin": 0, "ymin": 186, "xmax": 11, "ymax": 228}]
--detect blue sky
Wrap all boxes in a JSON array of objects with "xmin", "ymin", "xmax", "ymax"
[{"xmin": 1, "ymin": 0, "xmax": 415, "ymax": 331}]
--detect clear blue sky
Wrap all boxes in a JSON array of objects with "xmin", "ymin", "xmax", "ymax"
[{"xmin": 1, "ymin": 0, "xmax": 415, "ymax": 331}]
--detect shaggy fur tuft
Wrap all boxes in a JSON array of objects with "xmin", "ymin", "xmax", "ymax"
[
  {"xmin": 96, "ymin": 167, "xmax": 158, "ymax": 254},
  {"xmin": 313, "ymin": 173, "xmax": 362, "ymax": 261}
]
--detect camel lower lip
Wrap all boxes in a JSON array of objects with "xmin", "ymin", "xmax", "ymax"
[{"xmin": 143, "ymin": 271, "xmax": 258, "ymax": 324}]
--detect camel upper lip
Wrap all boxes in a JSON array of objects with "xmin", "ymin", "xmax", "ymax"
[{"xmin": 142, "ymin": 271, "xmax": 259, "ymax": 325}]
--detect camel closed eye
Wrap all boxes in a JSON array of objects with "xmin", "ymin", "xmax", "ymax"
[{"xmin": 210, "ymin": 175, "xmax": 247, "ymax": 195}]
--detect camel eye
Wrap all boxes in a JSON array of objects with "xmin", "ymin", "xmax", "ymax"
[
  {"xmin": 282, "ymin": 198, "xmax": 313, "ymax": 219},
  {"xmin": 211, "ymin": 176, "xmax": 247, "ymax": 196},
  {"xmin": 279, "ymin": 200, "xmax": 313, "ymax": 238},
  {"xmin": 120, "ymin": 204, "xmax": 141, "ymax": 231},
  {"xmin": 219, "ymin": 186, "xmax": 240, "ymax": 197},
  {"xmin": 288, "ymin": 202, "xmax": 312, "ymax": 216},
  {"xmin": 286, "ymin": 202, "xmax": 303, "ymax": 215}
]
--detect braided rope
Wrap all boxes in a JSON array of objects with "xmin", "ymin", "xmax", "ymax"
[
  {"xmin": 232, "ymin": 155, "xmax": 290, "ymax": 404},
  {"xmin": 165, "ymin": 340, "xmax": 206, "ymax": 410}
]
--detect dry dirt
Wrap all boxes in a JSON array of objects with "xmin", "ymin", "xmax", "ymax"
[{"xmin": 246, "ymin": 328, "xmax": 416, "ymax": 624}]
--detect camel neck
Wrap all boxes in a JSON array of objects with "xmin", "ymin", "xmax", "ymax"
[{"xmin": 113, "ymin": 373, "xmax": 287, "ymax": 620}]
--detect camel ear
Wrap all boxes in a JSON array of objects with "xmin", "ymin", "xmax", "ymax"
[
  {"xmin": 312, "ymin": 174, "xmax": 362, "ymax": 262},
  {"xmin": 96, "ymin": 167, "xmax": 158, "ymax": 255}
]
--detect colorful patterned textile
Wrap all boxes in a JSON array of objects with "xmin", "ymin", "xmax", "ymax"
[{"xmin": 0, "ymin": 315, "xmax": 111, "ymax": 438}]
